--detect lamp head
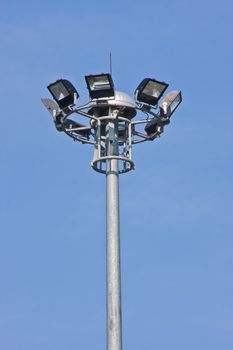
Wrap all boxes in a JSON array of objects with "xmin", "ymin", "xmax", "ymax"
[
  {"xmin": 159, "ymin": 91, "xmax": 182, "ymax": 118},
  {"xmin": 85, "ymin": 73, "xmax": 115, "ymax": 99},
  {"xmin": 47, "ymin": 79, "xmax": 79, "ymax": 109},
  {"xmin": 135, "ymin": 78, "xmax": 168, "ymax": 106},
  {"xmin": 144, "ymin": 116, "xmax": 164, "ymax": 137}
]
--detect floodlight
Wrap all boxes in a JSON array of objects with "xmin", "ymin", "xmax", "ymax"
[
  {"xmin": 144, "ymin": 116, "xmax": 164, "ymax": 136},
  {"xmin": 159, "ymin": 91, "xmax": 182, "ymax": 118},
  {"xmin": 85, "ymin": 73, "xmax": 114, "ymax": 99},
  {"xmin": 135, "ymin": 78, "xmax": 168, "ymax": 106},
  {"xmin": 47, "ymin": 79, "xmax": 79, "ymax": 109}
]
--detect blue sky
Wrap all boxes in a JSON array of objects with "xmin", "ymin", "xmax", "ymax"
[{"xmin": 0, "ymin": 0, "xmax": 233, "ymax": 349}]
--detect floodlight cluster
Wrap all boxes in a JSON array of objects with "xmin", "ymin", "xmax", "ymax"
[{"xmin": 42, "ymin": 72, "xmax": 182, "ymax": 147}]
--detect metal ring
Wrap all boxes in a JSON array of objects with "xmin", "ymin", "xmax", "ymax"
[
  {"xmin": 96, "ymin": 115, "xmax": 132, "ymax": 123},
  {"xmin": 91, "ymin": 155, "xmax": 134, "ymax": 174}
]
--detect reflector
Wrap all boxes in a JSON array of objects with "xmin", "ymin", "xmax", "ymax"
[
  {"xmin": 135, "ymin": 78, "xmax": 168, "ymax": 106},
  {"xmin": 47, "ymin": 79, "xmax": 79, "ymax": 109},
  {"xmin": 41, "ymin": 98, "xmax": 60, "ymax": 117},
  {"xmin": 159, "ymin": 91, "xmax": 182, "ymax": 118},
  {"xmin": 85, "ymin": 73, "xmax": 114, "ymax": 99}
]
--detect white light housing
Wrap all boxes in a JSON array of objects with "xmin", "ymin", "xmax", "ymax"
[
  {"xmin": 159, "ymin": 91, "xmax": 182, "ymax": 118},
  {"xmin": 41, "ymin": 98, "xmax": 61, "ymax": 118}
]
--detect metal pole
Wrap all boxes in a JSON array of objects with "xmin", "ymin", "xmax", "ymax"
[{"xmin": 106, "ymin": 115, "xmax": 122, "ymax": 350}]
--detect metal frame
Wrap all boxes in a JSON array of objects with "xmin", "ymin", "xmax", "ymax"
[{"xmin": 57, "ymin": 103, "xmax": 163, "ymax": 171}]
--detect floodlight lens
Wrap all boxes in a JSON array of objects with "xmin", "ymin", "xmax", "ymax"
[
  {"xmin": 169, "ymin": 94, "xmax": 181, "ymax": 113},
  {"xmin": 160, "ymin": 91, "xmax": 182, "ymax": 118},
  {"xmin": 135, "ymin": 78, "xmax": 169, "ymax": 106},
  {"xmin": 49, "ymin": 82, "xmax": 69, "ymax": 101},
  {"xmin": 85, "ymin": 73, "xmax": 114, "ymax": 99},
  {"xmin": 47, "ymin": 79, "xmax": 79, "ymax": 109},
  {"xmin": 143, "ymin": 80, "xmax": 165, "ymax": 99},
  {"xmin": 88, "ymin": 76, "xmax": 111, "ymax": 91}
]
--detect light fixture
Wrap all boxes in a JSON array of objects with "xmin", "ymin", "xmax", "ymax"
[
  {"xmin": 144, "ymin": 116, "xmax": 164, "ymax": 136},
  {"xmin": 85, "ymin": 73, "xmax": 114, "ymax": 99},
  {"xmin": 135, "ymin": 78, "xmax": 168, "ymax": 106},
  {"xmin": 47, "ymin": 79, "xmax": 79, "ymax": 109},
  {"xmin": 159, "ymin": 91, "xmax": 182, "ymax": 118}
]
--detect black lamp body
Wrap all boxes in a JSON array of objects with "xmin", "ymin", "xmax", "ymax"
[
  {"xmin": 47, "ymin": 79, "xmax": 79, "ymax": 109},
  {"xmin": 144, "ymin": 116, "xmax": 164, "ymax": 136},
  {"xmin": 85, "ymin": 74, "xmax": 115, "ymax": 99},
  {"xmin": 135, "ymin": 78, "xmax": 168, "ymax": 106}
]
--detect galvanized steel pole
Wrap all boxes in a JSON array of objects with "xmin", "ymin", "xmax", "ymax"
[{"xmin": 106, "ymin": 116, "xmax": 122, "ymax": 350}]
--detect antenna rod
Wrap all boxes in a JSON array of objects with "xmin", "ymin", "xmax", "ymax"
[{"xmin": 110, "ymin": 52, "xmax": 112, "ymax": 76}]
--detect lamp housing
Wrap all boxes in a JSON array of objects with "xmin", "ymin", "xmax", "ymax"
[
  {"xmin": 85, "ymin": 73, "xmax": 114, "ymax": 99},
  {"xmin": 135, "ymin": 78, "xmax": 168, "ymax": 106},
  {"xmin": 159, "ymin": 91, "xmax": 182, "ymax": 118},
  {"xmin": 144, "ymin": 116, "xmax": 164, "ymax": 136},
  {"xmin": 47, "ymin": 79, "xmax": 79, "ymax": 109}
]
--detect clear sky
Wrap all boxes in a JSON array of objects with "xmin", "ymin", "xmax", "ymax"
[{"xmin": 0, "ymin": 0, "xmax": 233, "ymax": 349}]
